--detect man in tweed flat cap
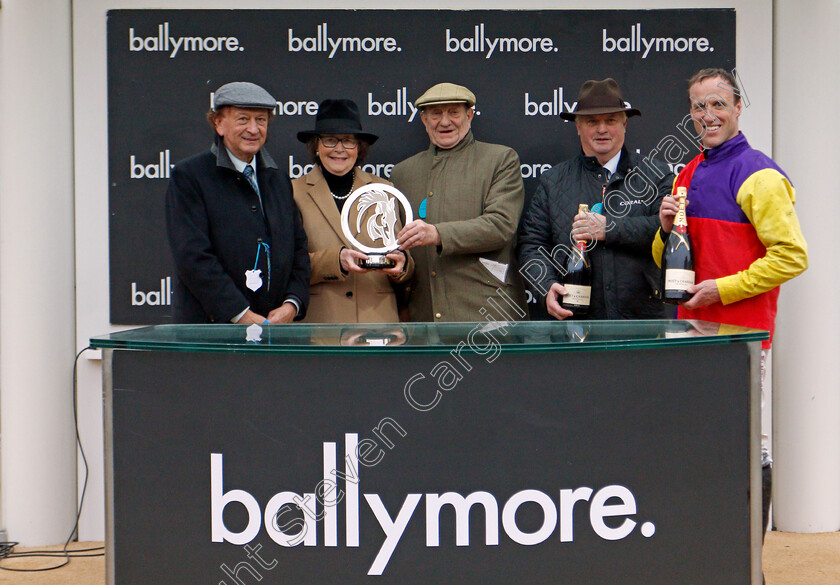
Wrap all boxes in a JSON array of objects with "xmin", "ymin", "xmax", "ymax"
[
  {"xmin": 392, "ymin": 82, "xmax": 527, "ymax": 322},
  {"xmin": 166, "ymin": 81, "xmax": 310, "ymax": 323}
]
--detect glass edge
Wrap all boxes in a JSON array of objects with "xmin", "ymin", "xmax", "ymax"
[{"xmin": 89, "ymin": 331, "xmax": 769, "ymax": 354}]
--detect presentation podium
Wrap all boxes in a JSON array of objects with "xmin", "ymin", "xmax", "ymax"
[{"xmin": 92, "ymin": 320, "xmax": 767, "ymax": 585}]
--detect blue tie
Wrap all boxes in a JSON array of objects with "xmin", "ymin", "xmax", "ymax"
[{"xmin": 243, "ymin": 164, "xmax": 260, "ymax": 196}]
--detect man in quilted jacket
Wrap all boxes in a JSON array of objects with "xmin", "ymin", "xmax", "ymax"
[{"xmin": 518, "ymin": 78, "xmax": 672, "ymax": 320}]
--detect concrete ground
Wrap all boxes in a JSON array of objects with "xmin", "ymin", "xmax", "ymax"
[
  {"xmin": 764, "ymin": 531, "xmax": 840, "ymax": 585},
  {"xmin": 0, "ymin": 531, "xmax": 838, "ymax": 584}
]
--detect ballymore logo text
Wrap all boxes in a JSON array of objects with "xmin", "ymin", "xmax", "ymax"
[
  {"xmin": 128, "ymin": 22, "xmax": 243, "ymax": 58},
  {"xmin": 368, "ymin": 87, "xmax": 420, "ymax": 122},
  {"xmin": 446, "ymin": 23, "xmax": 558, "ymax": 59},
  {"xmin": 525, "ymin": 87, "xmax": 576, "ymax": 118},
  {"xmin": 131, "ymin": 277, "xmax": 171, "ymax": 306},
  {"xmin": 130, "ymin": 150, "xmax": 173, "ymax": 179},
  {"xmin": 211, "ymin": 435, "xmax": 657, "ymax": 575},
  {"xmin": 288, "ymin": 23, "xmax": 401, "ymax": 59},
  {"xmin": 602, "ymin": 23, "xmax": 714, "ymax": 59}
]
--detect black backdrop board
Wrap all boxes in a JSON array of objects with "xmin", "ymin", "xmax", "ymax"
[
  {"xmin": 108, "ymin": 9, "xmax": 736, "ymax": 323},
  {"xmin": 107, "ymin": 343, "xmax": 754, "ymax": 584}
]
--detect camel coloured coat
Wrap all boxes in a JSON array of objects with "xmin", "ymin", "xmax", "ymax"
[{"xmin": 292, "ymin": 166, "xmax": 413, "ymax": 323}]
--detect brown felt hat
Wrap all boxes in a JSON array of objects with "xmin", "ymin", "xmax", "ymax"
[{"xmin": 560, "ymin": 78, "xmax": 641, "ymax": 121}]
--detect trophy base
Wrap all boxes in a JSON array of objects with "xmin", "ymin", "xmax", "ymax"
[{"xmin": 359, "ymin": 255, "xmax": 396, "ymax": 270}]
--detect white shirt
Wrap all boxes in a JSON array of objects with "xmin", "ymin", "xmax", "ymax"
[
  {"xmin": 225, "ymin": 147, "xmax": 257, "ymax": 181},
  {"xmin": 602, "ymin": 150, "xmax": 621, "ymax": 179}
]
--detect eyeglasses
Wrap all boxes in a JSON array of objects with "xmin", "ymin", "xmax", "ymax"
[{"xmin": 319, "ymin": 136, "xmax": 359, "ymax": 149}]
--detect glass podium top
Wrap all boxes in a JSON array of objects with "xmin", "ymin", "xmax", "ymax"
[{"xmin": 90, "ymin": 320, "xmax": 768, "ymax": 354}]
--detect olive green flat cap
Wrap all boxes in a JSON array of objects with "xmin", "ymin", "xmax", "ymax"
[{"xmin": 414, "ymin": 82, "xmax": 476, "ymax": 108}]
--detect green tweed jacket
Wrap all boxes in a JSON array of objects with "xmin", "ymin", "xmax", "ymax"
[{"xmin": 391, "ymin": 131, "xmax": 528, "ymax": 322}]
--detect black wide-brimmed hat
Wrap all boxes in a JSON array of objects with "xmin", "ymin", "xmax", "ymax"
[
  {"xmin": 296, "ymin": 99, "xmax": 379, "ymax": 145},
  {"xmin": 559, "ymin": 78, "xmax": 641, "ymax": 121}
]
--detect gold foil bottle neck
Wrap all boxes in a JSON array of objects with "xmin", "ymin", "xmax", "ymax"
[{"xmin": 674, "ymin": 187, "xmax": 688, "ymax": 228}]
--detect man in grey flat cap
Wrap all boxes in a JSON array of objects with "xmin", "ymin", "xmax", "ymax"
[
  {"xmin": 392, "ymin": 82, "xmax": 527, "ymax": 322},
  {"xmin": 166, "ymin": 81, "xmax": 310, "ymax": 324}
]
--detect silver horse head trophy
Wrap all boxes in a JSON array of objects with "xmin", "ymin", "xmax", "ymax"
[
  {"xmin": 340, "ymin": 184, "xmax": 414, "ymax": 269},
  {"xmin": 355, "ymin": 190, "xmax": 398, "ymax": 248}
]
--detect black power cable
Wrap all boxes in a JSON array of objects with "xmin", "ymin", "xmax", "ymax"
[{"xmin": 0, "ymin": 347, "xmax": 105, "ymax": 572}]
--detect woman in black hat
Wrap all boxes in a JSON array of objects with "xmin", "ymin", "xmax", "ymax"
[{"xmin": 292, "ymin": 99, "xmax": 412, "ymax": 323}]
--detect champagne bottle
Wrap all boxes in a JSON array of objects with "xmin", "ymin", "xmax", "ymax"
[
  {"xmin": 661, "ymin": 187, "xmax": 695, "ymax": 304},
  {"xmin": 561, "ymin": 204, "xmax": 592, "ymax": 316}
]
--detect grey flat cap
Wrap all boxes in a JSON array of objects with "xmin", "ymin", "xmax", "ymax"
[{"xmin": 212, "ymin": 82, "xmax": 277, "ymax": 112}]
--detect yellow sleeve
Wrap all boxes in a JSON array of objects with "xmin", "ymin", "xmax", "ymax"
[
  {"xmin": 716, "ymin": 168, "xmax": 808, "ymax": 305},
  {"xmin": 651, "ymin": 175, "xmax": 678, "ymax": 267},
  {"xmin": 652, "ymin": 228, "xmax": 666, "ymax": 268}
]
